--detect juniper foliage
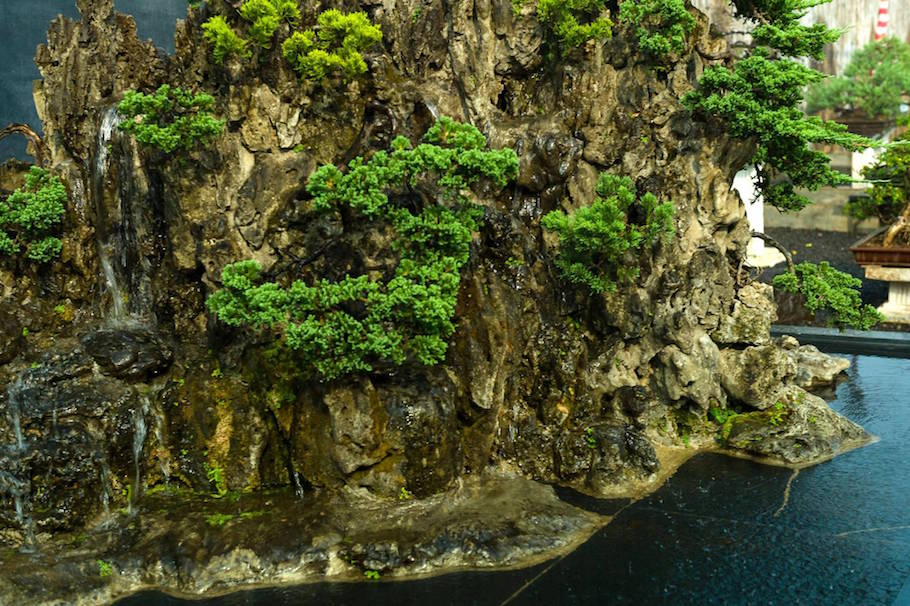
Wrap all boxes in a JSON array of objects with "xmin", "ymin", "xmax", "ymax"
[
  {"xmin": 536, "ymin": 0, "xmax": 612, "ymax": 52},
  {"xmin": 541, "ymin": 174, "xmax": 675, "ymax": 293},
  {"xmin": 618, "ymin": 0, "xmax": 695, "ymax": 59},
  {"xmin": 201, "ymin": 16, "xmax": 250, "ymax": 64},
  {"xmin": 239, "ymin": 0, "xmax": 300, "ymax": 48},
  {"xmin": 207, "ymin": 118, "xmax": 519, "ymax": 379},
  {"xmin": 0, "ymin": 167, "xmax": 67, "ymax": 263},
  {"xmin": 282, "ymin": 10, "xmax": 382, "ymax": 82},
  {"xmin": 772, "ymin": 262, "xmax": 883, "ymax": 330},
  {"xmin": 683, "ymin": 0, "xmax": 870, "ymax": 212},
  {"xmin": 118, "ymin": 85, "xmax": 225, "ymax": 153}
]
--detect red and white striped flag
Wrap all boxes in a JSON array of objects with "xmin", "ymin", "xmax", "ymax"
[{"xmin": 874, "ymin": 0, "xmax": 889, "ymax": 40}]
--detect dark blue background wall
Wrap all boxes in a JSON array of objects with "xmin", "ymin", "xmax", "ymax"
[{"xmin": 0, "ymin": 0, "xmax": 187, "ymax": 161}]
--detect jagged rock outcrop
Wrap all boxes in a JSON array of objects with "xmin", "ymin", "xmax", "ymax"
[{"xmin": 0, "ymin": 0, "xmax": 868, "ymax": 601}]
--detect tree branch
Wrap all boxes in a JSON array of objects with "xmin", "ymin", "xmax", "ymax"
[
  {"xmin": 0, "ymin": 123, "xmax": 47, "ymax": 167},
  {"xmin": 750, "ymin": 230, "xmax": 794, "ymax": 274}
]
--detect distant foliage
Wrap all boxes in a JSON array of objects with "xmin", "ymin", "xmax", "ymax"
[
  {"xmin": 541, "ymin": 174, "xmax": 675, "ymax": 293},
  {"xmin": 208, "ymin": 118, "xmax": 519, "ymax": 379},
  {"xmin": 684, "ymin": 0, "xmax": 870, "ymax": 212},
  {"xmin": 850, "ymin": 123, "xmax": 910, "ymax": 223},
  {"xmin": 0, "ymin": 167, "xmax": 67, "ymax": 263},
  {"xmin": 239, "ymin": 0, "xmax": 300, "ymax": 48},
  {"xmin": 806, "ymin": 37, "xmax": 910, "ymax": 120},
  {"xmin": 117, "ymin": 85, "xmax": 225, "ymax": 153},
  {"xmin": 537, "ymin": 0, "xmax": 612, "ymax": 52},
  {"xmin": 772, "ymin": 262, "xmax": 883, "ymax": 330},
  {"xmin": 618, "ymin": 0, "xmax": 695, "ymax": 58},
  {"xmin": 282, "ymin": 10, "xmax": 383, "ymax": 81},
  {"xmin": 201, "ymin": 16, "xmax": 250, "ymax": 64}
]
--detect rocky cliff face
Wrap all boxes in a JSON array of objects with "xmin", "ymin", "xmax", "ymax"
[{"xmin": 0, "ymin": 0, "xmax": 869, "ymax": 601}]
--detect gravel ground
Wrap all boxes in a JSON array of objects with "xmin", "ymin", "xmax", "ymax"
[{"xmin": 756, "ymin": 227, "xmax": 905, "ymax": 331}]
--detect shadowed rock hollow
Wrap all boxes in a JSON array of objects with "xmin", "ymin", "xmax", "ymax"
[{"xmin": 0, "ymin": 0, "xmax": 870, "ymax": 602}]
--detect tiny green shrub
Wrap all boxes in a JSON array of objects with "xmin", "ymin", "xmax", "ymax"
[
  {"xmin": 97, "ymin": 560, "xmax": 114, "ymax": 578},
  {"xmin": 201, "ymin": 16, "xmax": 250, "ymax": 64},
  {"xmin": 239, "ymin": 0, "xmax": 300, "ymax": 48},
  {"xmin": 117, "ymin": 85, "xmax": 225, "ymax": 153},
  {"xmin": 208, "ymin": 118, "xmax": 518, "ymax": 380},
  {"xmin": 772, "ymin": 262, "xmax": 883, "ymax": 330},
  {"xmin": 618, "ymin": 0, "xmax": 695, "ymax": 58},
  {"xmin": 0, "ymin": 167, "xmax": 67, "ymax": 263},
  {"xmin": 537, "ymin": 0, "xmax": 612, "ymax": 51},
  {"xmin": 541, "ymin": 173, "xmax": 675, "ymax": 293},
  {"xmin": 282, "ymin": 10, "xmax": 382, "ymax": 82}
]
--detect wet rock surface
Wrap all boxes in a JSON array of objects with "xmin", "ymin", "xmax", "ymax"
[
  {"xmin": 82, "ymin": 328, "xmax": 173, "ymax": 381},
  {"xmin": 720, "ymin": 385, "xmax": 869, "ymax": 465},
  {"xmin": 0, "ymin": 474, "xmax": 603, "ymax": 606}
]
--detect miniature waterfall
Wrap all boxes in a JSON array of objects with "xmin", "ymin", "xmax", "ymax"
[
  {"xmin": 131, "ymin": 396, "xmax": 150, "ymax": 507},
  {"xmin": 1, "ymin": 377, "xmax": 36, "ymax": 545},
  {"xmin": 93, "ymin": 107, "xmax": 127, "ymax": 323}
]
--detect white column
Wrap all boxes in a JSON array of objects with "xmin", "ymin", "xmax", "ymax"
[{"xmin": 733, "ymin": 165, "xmax": 786, "ymax": 267}]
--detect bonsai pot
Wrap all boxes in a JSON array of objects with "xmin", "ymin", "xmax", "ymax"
[
  {"xmin": 850, "ymin": 226, "xmax": 910, "ymax": 322},
  {"xmin": 850, "ymin": 226, "xmax": 910, "ymax": 268}
]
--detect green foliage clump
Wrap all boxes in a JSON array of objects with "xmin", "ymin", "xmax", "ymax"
[
  {"xmin": 683, "ymin": 0, "xmax": 870, "ymax": 212},
  {"xmin": 282, "ymin": 10, "xmax": 382, "ymax": 82},
  {"xmin": 97, "ymin": 560, "xmax": 114, "ymax": 578},
  {"xmin": 618, "ymin": 0, "xmax": 695, "ymax": 58},
  {"xmin": 239, "ymin": 0, "xmax": 300, "ymax": 48},
  {"xmin": 541, "ymin": 173, "xmax": 675, "ymax": 293},
  {"xmin": 537, "ymin": 0, "xmax": 612, "ymax": 52},
  {"xmin": 849, "ymin": 124, "xmax": 910, "ymax": 223},
  {"xmin": 772, "ymin": 262, "xmax": 883, "ymax": 330},
  {"xmin": 806, "ymin": 37, "xmax": 910, "ymax": 120},
  {"xmin": 208, "ymin": 118, "xmax": 519, "ymax": 380},
  {"xmin": 205, "ymin": 513, "xmax": 234, "ymax": 527},
  {"xmin": 0, "ymin": 167, "xmax": 67, "ymax": 263},
  {"xmin": 201, "ymin": 15, "xmax": 250, "ymax": 64},
  {"xmin": 117, "ymin": 85, "xmax": 225, "ymax": 154}
]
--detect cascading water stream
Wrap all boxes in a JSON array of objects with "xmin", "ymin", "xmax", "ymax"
[
  {"xmin": 150, "ymin": 401, "xmax": 170, "ymax": 484},
  {"xmin": 131, "ymin": 396, "xmax": 150, "ymax": 510},
  {"xmin": 93, "ymin": 107, "xmax": 127, "ymax": 324},
  {"xmin": 2, "ymin": 377, "xmax": 36, "ymax": 545}
]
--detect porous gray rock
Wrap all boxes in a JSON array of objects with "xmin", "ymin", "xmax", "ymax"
[
  {"xmin": 723, "ymin": 385, "xmax": 868, "ymax": 464},
  {"xmin": 718, "ymin": 345, "xmax": 797, "ymax": 409}
]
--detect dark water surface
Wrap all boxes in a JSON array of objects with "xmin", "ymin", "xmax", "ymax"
[
  {"xmin": 118, "ymin": 354, "xmax": 910, "ymax": 605},
  {"xmin": 0, "ymin": 0, "xmax": 186, "ymax": 160}
]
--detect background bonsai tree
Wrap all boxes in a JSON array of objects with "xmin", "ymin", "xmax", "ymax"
[
  {"xmin": 806, "ymin": 37, "xmax": 910, "ymax": 120},
  {"xmin": 847, "ymin": 118, "xmax": 910, "ymax": 248}
]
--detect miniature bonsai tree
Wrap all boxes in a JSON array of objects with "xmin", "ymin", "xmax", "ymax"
[
  {"xmin": 281, "ymin": 10, "xmax": 382, "ymax": 82},
  {"xmin": 542, "ymin": 173, "xmax": 675, "ymax": 293},
  {"xmin": 117, "ymin": 85, "xmax": 225, "ymax": 153},
  {"xmin": 848, "ymin": 119, "xmax": 910, "ymax": 248},
  {"xmin": 806, "ymin": 37, "xmax": 910, "ymax": 120},
  {"xmin": 207, "ymin": 118, "xmax": 518, "ymax": 379},
  {"xmin": 0, "ymin": 166, "xmax": 67, "ymax": 263},
  {"xmin": 683, "ymin": 0, "xmax": 881, "ymax": 329}
]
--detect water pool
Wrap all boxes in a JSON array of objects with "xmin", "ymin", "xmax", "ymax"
[{"xmin": 117, "ymin": 354, "xmax": 910, "ymax": 605}]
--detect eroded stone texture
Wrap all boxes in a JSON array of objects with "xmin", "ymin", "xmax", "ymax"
[
  {"xmin": 0, "ymin": 0, "xmax": 870, "ymax": 569},
  {"xmin": 723, "ymin": 385, "xmax": 868, "ymax": 464}
]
